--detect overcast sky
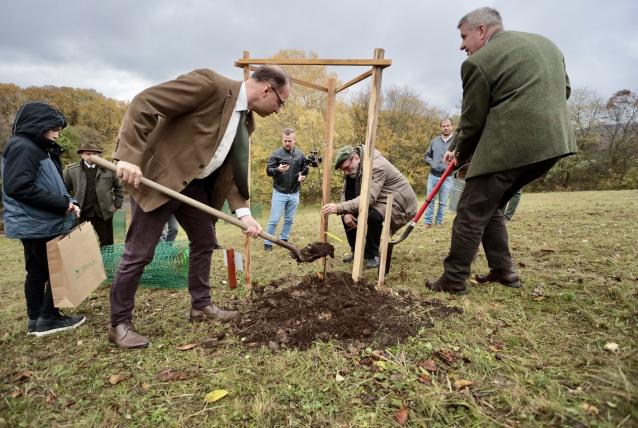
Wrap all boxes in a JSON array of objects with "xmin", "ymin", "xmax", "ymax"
[{"xmin": 1, "ymin": 0, "xmax": 636, "ymax": 113}]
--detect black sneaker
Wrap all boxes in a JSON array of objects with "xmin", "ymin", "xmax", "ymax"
[
  {"xmin": 342, "ymin": 253, "xmax": 354, "ymax": 263},
  {"xmin": 27, "ymin": 319, "xmax": 37, "ymax": 336},
  {"xmin": 264, "ymin": 244, "xmax": 273, "ymax": 252},
  {"xmin": 365, "ymin": 256, "xmax": 380, "ymax": 269},
  {"xmin": 35, "ymin": 312, "xmax": 86, "ymax": 337}
]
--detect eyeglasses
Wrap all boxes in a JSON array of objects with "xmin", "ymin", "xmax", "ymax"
[{"xmin": 271, "ymin": 85, "xmax": 285, "ymax": 108}]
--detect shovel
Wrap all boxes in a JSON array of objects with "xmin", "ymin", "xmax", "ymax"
[
  {"xmin": 384, "ymin": 160, "xmax": 456, "ymax": 273},
  {"xmin": 89, "ymin": 156, "xmax": 330, "ymax": 263}
]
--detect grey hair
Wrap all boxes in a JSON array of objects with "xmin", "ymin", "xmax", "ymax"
[
  {"xmin": 251, "ymin": 65, "xmax": 290, "ymax": 90},
  {"xmin": 457, "ymin": 7, "xmax": 503, "ymax": 30},
  {"xmin": 282, "ymin": 127, "xmax": 295, "ymax": 135}
]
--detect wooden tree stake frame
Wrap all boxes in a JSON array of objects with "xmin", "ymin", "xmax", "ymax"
[{"xmin": 236, "ymin": 49, "xmax": 390, "ymax": 283}]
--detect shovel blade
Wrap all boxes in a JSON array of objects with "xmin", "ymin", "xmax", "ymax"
[{"xmin": 385, "ymin": 243, "xmax": 394, "ymax": 275}]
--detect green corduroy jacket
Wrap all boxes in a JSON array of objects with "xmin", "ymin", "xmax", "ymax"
[{"xmin": 453, "ymin": 30, "xmax": 577, "ymax": 178}]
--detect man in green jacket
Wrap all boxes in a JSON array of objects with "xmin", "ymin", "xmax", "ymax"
[
  {"xmin": 64, "ymin": 143, "xmax": 123, "ymax": 246},
  {"xmin": 426, "ymin": 7, "xmax": 577, "ymax": 294}
]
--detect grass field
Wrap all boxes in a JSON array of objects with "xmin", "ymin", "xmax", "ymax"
[{"xmin": 0, "ymin": 190, "xmax": 636, "ymax": 427}]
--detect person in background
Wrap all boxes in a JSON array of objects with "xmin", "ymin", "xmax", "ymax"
[
  {"xmin": 263, "ymin": 128, "xmax": 308, "ymax": 251},
  {"xmin": 2, "ymin": 101, "xmax": 86, "ymax": 336},
  {"xmin": 160, "ymin": 214, "xmax": 179, "ymax": 242},
  {"xmin": 64, "ymin": 142, "xmax": 123, "ymax": 247},
  {"xmin": 423, "ymin": 118, "xmax": 455, "ymax": 227},
  {"xmin": 503, "ymin": 190, "xmax": 522, "ymax": 221}
]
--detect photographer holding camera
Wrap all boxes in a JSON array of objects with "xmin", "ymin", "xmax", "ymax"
[{"xmin": 263, "ymin": 128, "xmax": 311, "ymax": 251}]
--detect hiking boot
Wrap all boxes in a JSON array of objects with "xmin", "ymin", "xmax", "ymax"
[
  {"xmin": 264, "ymin": 244, "xmax": 273, "ymax": 252},
  {"xmin": 342, "ymin": 253, "xmax": 354, "ymax": 263},
  {"xmin": 425, "ymin": 275, "xmax": 467, "ymax": 295},
  {"xmin": 475, "ymin": 268, "xmax": 521, "ymax": 288},
  {"xmin": 190, "ymin": 304, "xmax": 238, "ymax": 322},
  {"xmin": 35, "ymin": 312, "xmax": 86, "ymax": 337},
  {"xmin": 109, "ymin": 321, "xmax": 149, "ymax": 349},
  {"xmin": 27, "ymin": 319, "xmax": 37, "ymax": 336},
  {"xmin": 365, "ymin": 256, "xmax": 380, "ymax": 269}
]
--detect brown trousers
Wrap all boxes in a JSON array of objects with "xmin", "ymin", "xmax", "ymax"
[
  {"xmin": 110, "ymin": 177, "xmax": 218, "ymax": 326},
  {"xmin": 443, "ymin": 157, "xmax": 558, "ymax": 283}
]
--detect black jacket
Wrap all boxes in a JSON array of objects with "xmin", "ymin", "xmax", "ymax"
[
  {"xmin": 2, "ymin": 101, "xmax": 76, "ymax": 238},
  {"xmin": 266, "ymin": 147, "xmax": 309, "ymax": 194}
]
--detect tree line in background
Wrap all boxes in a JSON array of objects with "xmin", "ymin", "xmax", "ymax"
[{"xmin": 1, "ymin": 50, "xmax": 636, "ymax": 205}]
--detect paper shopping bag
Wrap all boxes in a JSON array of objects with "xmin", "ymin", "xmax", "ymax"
[{"xmin": 47, "ymin": 222, "xmax": 106, "ymax": 308}]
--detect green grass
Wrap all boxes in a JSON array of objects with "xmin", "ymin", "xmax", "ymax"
[{"xmin": 1, "ymin": 190, "xmax": 636, "ymax": 427}]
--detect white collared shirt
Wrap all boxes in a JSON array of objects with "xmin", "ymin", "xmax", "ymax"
[
  {"xmin": 196, "ymin": 82, "xmax": 251, "ymax": 218},
  {"xmin": 83, "ymin": 160, "xmax": 96, "ymax": 168},
  {"xmin": 442, "ymin": 134, "xmax": 453, "ymax": 143}
]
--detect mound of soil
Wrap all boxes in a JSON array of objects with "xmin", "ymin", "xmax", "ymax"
[{"xmin": 235, "ymin": 272, "xmax": 462, "ymax": 350}]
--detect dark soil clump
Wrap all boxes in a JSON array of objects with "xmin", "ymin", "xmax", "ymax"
[
  {"xmin": 235, "ymin": 272, "xmax": 462, "ymax": 350},
  {"xmin": 293, "ymin": 241, "xmax": 335, "ymax": 263}
]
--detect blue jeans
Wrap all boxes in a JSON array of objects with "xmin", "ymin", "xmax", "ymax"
[
  {"xmin": 424, "ymin": 174, "xmax": 453, "ymax": 225},
  {"xmin": 264, "ymin": 189, "xmax": 300, "ymax": 245}
]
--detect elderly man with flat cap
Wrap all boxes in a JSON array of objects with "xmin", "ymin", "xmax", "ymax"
[
  {"xmin": 322, "ymin": 145, "xmax": 417, "ymax": 269},
  {"xmin": 64, "ymin": 142, "xmax": 123, "ymax": 247}
]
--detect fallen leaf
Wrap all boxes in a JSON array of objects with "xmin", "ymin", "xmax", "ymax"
[
  {"xmin": 373, "ymin": 360, "xmax": 387, "ymax": 370},
  {"xmin": 204, "ymin": 389, "xmax": 228, "ymax": 403},
  {"xmin": 581, "ymin": 402, "xmax": 599, "ymax": 415},
  {"xmin": 45, "ymin": 391, "xmax": 57, "ymax": 404},
  {"xmin": 436, "ymin": 349, "xmax": 458, "ymax": 365},
  {"xmin": 201, "ymin": 337, "xmax": 222, "ymax": 348},
  {"xmin": 491, "ymin": 340, "xmax": 504, "ymax": 350},
  {"xmin": 395, "ymin": 404, "xmax": 408, "ymax": 425},
  {"xmin": 454, "ymin": 379, "xmax": 474, "ymax": 390},
  {"xmin": 141, "ymin": 383, "xmax": 151, "ymax": 390},
  {"xmin": 417, "ymin": 359, "xmax": 437, "ymax": 372},
  {"xmin": 530, "ymin": 288, "xmax": 545, "ymax": 297},
  {"xmin": 14, "ymin": 371, "xmax": 33, "ymax": 382},
  {"xmin": 335, "ymin": 373, "xmax": 345, "ymax": 382},
  {"xmin": 177, "ymin": 343, "xmax": 199, "ymax": 351},
  {"xmin": 157, "ymin": 369, "xmax": 189, "ymax": 382},
  {"xmin": 109, "ymin": 374, "xmax": 127, "ymax": 385},
  {"xmin": 417, "ymin": 374, "xmax": 432, "ymax": 384},
  {"xmin": 10, "ymin": 389, "xmax": 22, "ymax": 398},
  {"xmin": 603, "ymin": 342, "xmax": 619, "ymax": 352}
]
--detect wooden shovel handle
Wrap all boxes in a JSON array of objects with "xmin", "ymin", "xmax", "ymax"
[{"xmin": 89, "ymin": 156, "xmax": 301, "ymax": 256}]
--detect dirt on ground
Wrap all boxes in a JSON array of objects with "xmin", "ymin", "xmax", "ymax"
[{"xmin": 234, "ymin": 271, "xmax": 463, "ymax": 350}]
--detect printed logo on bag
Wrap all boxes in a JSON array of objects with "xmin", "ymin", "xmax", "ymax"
[{"xmin": 74, "ymin": 260, "xmax": 97, "ymax": 277}]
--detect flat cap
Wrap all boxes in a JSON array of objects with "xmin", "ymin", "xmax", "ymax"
[{"xmin": 334, "ymin": 145, "xmax": 355, "ymax": 170}]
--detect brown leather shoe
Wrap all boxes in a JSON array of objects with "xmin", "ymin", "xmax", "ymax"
[
  {"xmin": 425, "ymin": 275, "xmax": 467, "ymax": 295},
  {"xmin": 109, "ymin": 321, "xmax": 150, "ymax": 349},
  {"xmin": 475, "ymin": 268, "xmax": 521, "ymax": 288},
  {"xmin": 190, "ymin": 304, "xmax": 238, "ymax": 322}
]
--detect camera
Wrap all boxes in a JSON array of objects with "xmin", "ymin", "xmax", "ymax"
[{"xmin": 304, "ymin": 150, "xmax": 322, "ymax": 168}]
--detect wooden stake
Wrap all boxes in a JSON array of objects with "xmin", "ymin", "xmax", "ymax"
[
  {"xmin": 320, "ymin": 77, "xmax": 337, "ymax": 276},
  {"xmin": 235, "ymin": 58, "xmax": 391, "ymax": 67},
  {"xmin": 242, "ymin": 50, "xmax": 252, "ymax": 289},
  {"xmin": 226, "ymin": 248, "xmax": 237, "ymax": 289},
  {"xmin": 378, "ymin": 194, "xmax": 393, "ymax": 288},
  {"xmin": 352, "ymin": 49, "xmax": 385, "ymax": 282}
]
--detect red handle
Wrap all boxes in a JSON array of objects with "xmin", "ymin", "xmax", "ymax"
[{"xmin": 412, "ymin": 160, "xmax": 457, "ymax": 222}]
